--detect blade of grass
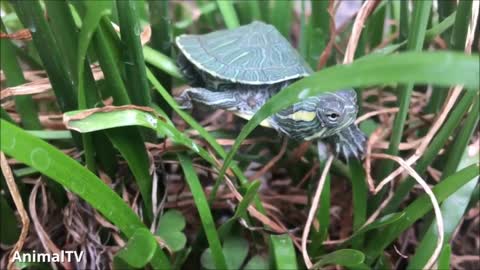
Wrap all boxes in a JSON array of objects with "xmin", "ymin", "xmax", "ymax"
[
  {"xmin": 0, "ymin": 19, "xmax": 41, "ymax": 130},
  {"xmin": 143, "ymin": 46, "xmax": 182, "ymax": 79},
  {"xmin": 407, "ymin": 148, "xmax": 479, "ymax": 269},
  {"xmin": 10, "ymin": 0, "xmax": 77, "ymax": 113},
  {"xmin": 116, "ymin": 0, "xmax": 152, "ymax": 107},
  {"xmin": 148, "ymin": 0, "xmax": 174, "ymax": 115},
  {"xmin": 270, "ymin": 0, "xmax": 292, "ymax": 38},
  {"xmin": 73, "ymin": 0, "xmax": 117, "ymax": 173},
  {"xmin": 378, "ymin": 0, "xmax": 432, "ymax": 179},
  {"xmin": 367, "ymin": 1, "xmax": 386, "ymax": 49},
  {"xmin": 313, "ymin": 249, "xmax": 365, "ymax": 268},
  {"xmin": 307, "ymin": 0, "xmax": 330, "ymax": 69},
  {"xmin": 270, "ymin": 234, "xmax": 298, "ymax": 270},
  {"xmin": 113, "ymin": 228, "xmax": 158, "ymax": 268},
  {"xmin": 450, "ymin": 0, "xmax": 473, "ymax": 51},
  {"xmin": 0, "ymin": 119, "xmax": 171, "ymax": 269},
  {"xmin": 384, "ymin": 90, "xmax": 477, "ymax": 213},
  {"xmin": 426, "ymin": 0, "xmax": 473, "ymax": 121},
  {"xmin": 0, "ymin": 107, "xmax": 15, "ymax": 124},
  {"xmin": 364, "ymin": 163, "xmax": 479, "ymax": 260},
  {"xmin": 216, "ymin": 51, "xmax": 479, "ymax": 189},
  {"xmin": 177, "ymin": 154, "xmax": 227, "ymax": 270},
  {"xmin": 216, "ymin": 0, "xmax": 240, "ymax": 29},
  {"xmin": 442, "ymin": 96, "xmax": 479, "ymax": 177},
  {"xmin": 349, "ymin": 160, "xmax": 368, "ymax": 249},
  {"xmin": 88, "ymin": 17, "xmax": 155, "ymax": 218}
]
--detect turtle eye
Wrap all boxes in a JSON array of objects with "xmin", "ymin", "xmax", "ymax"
[{"xmin": 327, "ymin": 112, "xmax": 340, "ymax": 122}]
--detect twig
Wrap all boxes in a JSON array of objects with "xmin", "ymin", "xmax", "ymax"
[
  {"xmin": 1, "ymin": 152, "xmax": 30, "ymax": 270},
  {"xmin": 301, "ymin": 154, "xmax": 334, "ymax": 269},
  {"xmin": 343, "ymin": 0, "xmax": 379, "ymax": 64},
  {"xmin": 371, "ymin": 153, "xmax": 444, "ymax": 270}
]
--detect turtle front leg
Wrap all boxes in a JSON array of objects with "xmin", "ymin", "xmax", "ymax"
[
  {"xmin": 176, "ymin": 87, "xmax": 240, "ymax": 111},
  {"xmin": 327, "ymin": 124, "xmax": 366, "ymax": 160}
]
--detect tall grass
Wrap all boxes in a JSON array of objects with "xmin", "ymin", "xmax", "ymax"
[{"xmin": 1, "ymin": 1, "xmax": 478, "ymax": 269}]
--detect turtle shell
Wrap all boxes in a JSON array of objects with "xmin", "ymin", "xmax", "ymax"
[{"xmin": 176, "ymin": 21, "xmax": 313, "ymax": 85}]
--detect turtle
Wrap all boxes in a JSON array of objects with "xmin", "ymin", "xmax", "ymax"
[{"xmin": 175, "ymin": 21, "xmax": 366, "ymax": 159}]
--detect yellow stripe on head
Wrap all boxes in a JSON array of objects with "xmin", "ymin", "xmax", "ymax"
[
  {"xmin": 289, "ymin": 111, "xmax": 316, "ymax": 122},
  {"xmin": 235, "ymin": 112, "xmax": 272, "ymax": 128}
]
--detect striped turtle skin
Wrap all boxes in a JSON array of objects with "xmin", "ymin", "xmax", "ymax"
[{"xmin": 176, "ymin": 22, "xmax": 366, "ymax": 159}]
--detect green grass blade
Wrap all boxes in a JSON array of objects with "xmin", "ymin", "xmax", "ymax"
[
  {"xmin": 384, "ymin": 90, "xmax": 477, "ymax": 213},
  {"xmin": 143, "ymin": 46, "xmax": 182, "ymax": 79},
  {"xmin": 26, "ymin": 130, "xmax": 72, "ymax": 140},
  {"xmin": 367, "ymin": 2, "xmax": 386, "ymax": 49},
  {"xmin": 313, "ymin": 249, "xmax": 365, "ymax": 268},
  {"xmin": 217, "ymin": 51, "xmax": 479, "ymax": 186},
  {"xmin": 216, "ymin": 0, "xmax": 240, "ymax": 29},
  {"xmin": 177, "ymin": 154, "xmax": 228, "ymax": 270},
  {"xmin": 450, "ymin": 0, "xmax": 472, "ymax": 51},
  {"xmin": 0, "ymin": 119, "xmax": 171, "ymax": 269},
  {"xmin": 407, "ymin": 149, "xmax": 479, "ymax": 269},
  {"xmin": 364, "ymin": 163, "xmax": 480, "ymax": 260},
  {"xmin": 270, "ymin": 234, "xmax": 298, "ymax": 270},
  {"xmin": 148, "ymin": 0, "xmax": 174, "ymax": 115},
  {"xmin": 116, "ymin": 0, "xmax": 152, "ymax": 107},
  {"xmin": 307, "ymin": 0, "xmax": 330, "ymax": 69},
  {"xmin": 92, "ymin": 24, "xmax": 131, "ymax": 105},
  {"xmin": 11, "ymin": 0, "xmax": 77, "ymax": 112},
  {"xmin": 269, "ymin": 0, "xmax": 292, "ymax": 38},
  {"xmin": 113, "ymin": 228, "xmax": 158, "ymax": 268},
  {"xmin": 234, "ymin": 180, "xmax": 261, "ymax": 218},
  {"xmin": 442, "ymin": 96, "xmax": 479, "ymax": 177},
  {"xmin": 437, "ymin": 244, "xmax": 452, "ymax": 270},
  {"xmin": 0, "ymin": 19, "xmax": 41, "ymax": 130},
  {"xmin": 349, "ymin": 160, "xmax": 368, "ymax": 248},
  {"xmin": 379, "ymin": 0, "xmax": 432, "ymax": 179},
  {"xmin": 0, "ymin": 195, "xmax": 20, "ymax": 245},
  {"xmin": 425, "ymin": 11, "xmax": 456, "ymax": 42}
]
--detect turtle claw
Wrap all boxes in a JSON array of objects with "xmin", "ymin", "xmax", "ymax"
[
  {"xmin": 328, "ymin": 124, "xmax": 366, "ymax": 161},
  {"xmin": 175, "ymin": 90, "xmax": 193, "ymax": 110}
]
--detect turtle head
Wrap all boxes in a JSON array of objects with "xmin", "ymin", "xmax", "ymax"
[
  {"xmin": 314, "ymin": 89, "xmax": 358, "ymax": 136},
  {"xmin": 272, "ymin": 89, "xmax": 359, "ymax": 141}
]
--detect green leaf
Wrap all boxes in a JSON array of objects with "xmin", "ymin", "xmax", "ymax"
[
  {"xmin": 216, "ymin": 0, "xmax": 240, "ymax": 29},
  {"xmin": 0, "ymin": 119, "xmax": 171, "ymax": 269},
  {"xmin": 313, "ymin": 249, "xmax": 365, "ymax": 268},
  {"xmin": 234, "ymin": 180, "xmax": 261, "ymax": 218},
  {"xmin": 244, "ymin": 255, "xmax": 268, "ymax": 270},
  {"xmin": 270, "ymin": 0, "xmax": 292, "ymax": 38},
  {"xmin": 349, "ymin": 160, "xmax": 368, "ymax": 248},
  {"xmin": 223, "ymin": 237, "xmax": 249, "ymax": 270},
  {"xmin": 143, "ymin": 46, "xmax": 182, "ymax": 79},
  {"xmin": 437, "ymin": 244, "xmax": 452, "ymax": 270},
  {"xmin": 218, "ymin": 51, "xmax": 479, "ymax": 187},
  {"xmin": 156, "ymin": 210, "xmax": 187, "ymax": 252},
  {"xmin": 270, "ymin": 234, "xmax": 298, "ymax": 270},
  {"xmin": 114, "ymin": 228, "xmax": 157, "ymax": 268},
  {"xmin": 117, "ymin": 0, "xmax": 152, "ymax": 107},
  {"xmin": 0, "ymin": 195, "xmax": 20, "ymax": 245},
  {"xmin": 178, "ymin": 154, "xmax": 228, "ymax": 270},
  {"xmin": 76, "ymin": 0, "xmax": 112, "ymax": 108},
  {"xmin": 359, "ymin": 119, "xmax": 379, "ymax": 136},
  {"xmin": 0, "ymin": 18, "xmax": 41, "ymax": 130}
]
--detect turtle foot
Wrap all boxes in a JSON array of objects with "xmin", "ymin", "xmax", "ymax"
[
  {"xmin": 175, "ymin": 90, "xmax": 193, "ymax": 110},
  {"xmin": 329, "ymin": 124, "xmax": 367, "ymax": 161}
]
